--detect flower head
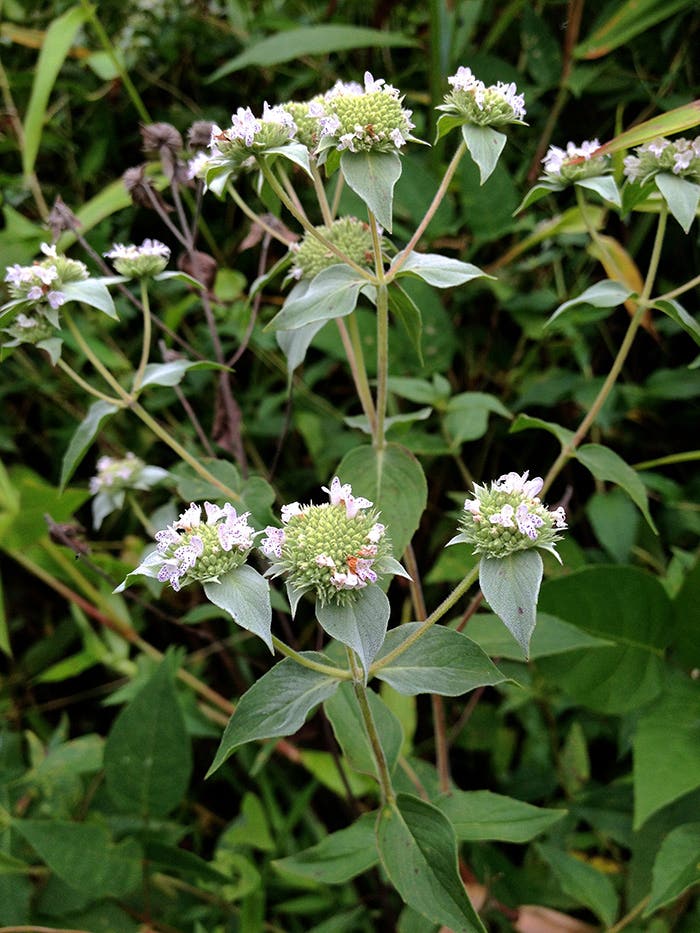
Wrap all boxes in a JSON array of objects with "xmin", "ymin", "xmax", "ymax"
[
  {"xmin": 438, "ymin": 66, "xmax": 526, "ymax": 127},
  {"xmin": 151, "ymin": 502, "xmax": 256, "ymax": 591},
  {"xmin": 104, "ymin": 238, "xmax": 170, "ymax": 278},
  {"xmin": 449, "ymin": 470, "xmax": 567, "ymax": 561},
  {"xmin": 289, "ymin": 217, "xmax": 375, "ymax": 281},
  {"xmin": 4, "ymin": 243, "xmax": 88, "ymax": 322},
  {"xmin": 540, "ymin": 139, "xmax": 610, "ymax": 183},
  {"xmin": 260, "ymin": 476, "xmax": 397, "ymax": 607},
  {"xmin": 623, "ymin": 135, "xmax": 700, "ymax": 185},
  {"xmin": 90, "ymin": 453, "xmax": 169, "ymax": 529},
  {"xmin": 315, "ymin": 72, "xmax": 416, "ymax": 156}
]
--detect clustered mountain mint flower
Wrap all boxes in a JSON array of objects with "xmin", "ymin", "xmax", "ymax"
[
  {"xmin": 439, "ymin": 66, "xmax": 526, "ymax": 127},
  {"xmin": 260, "ymin": 477, "xmax": 394, "ymax": 607},
  {"xmin": 1, "ymin": 312, "xmax": 55, "ymax": 349},
  {"xmin": 623, "ymin": 136, "xmax": 700, "ymax": 184},
  {"xmin": 152, "ymin": 502, "xmax": 257, "ymax": 592},
  {"xmin": 4, "ymin": 242, "xmax": 88, "ymax": 322},
  {"xmin": 449, "ymin": 471, "xmax": 567, "ymax": 561},
  {"xmin": 541, "ymin": 139, "xmax": 609, "ymax": 183},
  {"xmin": 315, "ymin": 72, "xmax": 416, "ymax": 155},
  {"xmin": 90, "ymin": 453, "xmax": 169, "ymax": 529},
  {"xmin": 290, "ymin": 217, "xmax": 375, "ymax": 281},
  {"xmin": 282, "ymin": 97, "xmax": 327, "ymax": 149},
  {"xmin": 104, "ymin": 238, "xmax": 170, "ymax": 278}
]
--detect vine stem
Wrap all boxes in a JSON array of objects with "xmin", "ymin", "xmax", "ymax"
[
  {"xmin": 346, "ymin": 647, "xmax": 396, "ymax": 805},
  {"xmin": 542, "ymin": 203, "xmax": 668, "ymax": 495},
  {"xmin": 369, "ymin": 564, "xmax": 480, "ymax": 676},
  {"xmin": 271, "ymin": 635, "xmax": 351, "ymax": 680},
  {"xmin": 132, "ymin": 278, "xmax": 152, "ymax": 393}
]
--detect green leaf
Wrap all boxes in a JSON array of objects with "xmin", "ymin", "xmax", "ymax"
[
  {"xmin": 171, "ymin": 459, "xmax": 241, "ymax": 502},
  {"xmin": 204, "ymin": 565, "xmax": 272, "ymax": 652},
  {"xmin": 392, "ymin": 252, "xmax": 486, "ymax": 289},
  {"xmin": 388, "ymin": 283, "xmax": 423, "ymax": 365},
  {"xmin": 376, "ymin": 794, "xmax": 486, "ymax": 932},
  {"xmin": 373, "ymin": 623, "xmax": 506, "ymax": 696},
  {"xmin": 465, "ymin": 611, "xmax": 614, "ymax": 660},
  {"xmin": 316, "ymin": 585, "xmax": 390, "ymax": 678},
  {"xmin": 633, "ymin": 674, "xmax": 700, "ymax": 828},
  {"xmin": 646, "ymin": 822, "xmax": 700, "ymax": 914},
  {"xmin": 547, "ymin": 279, "xmax": 633, "ymax": 326},
  {"xmin": 461, "ymin": 124, "xmax": 507, "ymax": 184},
  {"xmin": 514, "ymin": 181, "xmax": 562, "ymax": 213},
  {"xmin": 536, "ymin": 842, "xmax": 618, "ymax": 927},
  {"xmin": 208, "ymin": 656, "xmax": 340, "ymax": 774},
  {"xmin": 264, "ymin": 142, "xmax": 312, "ymax": 177},
  {"xmin": 0, "ymin": 571, "xmax": 10, "ymax": 657},
  {"xmin": 444, "ymin": 392, "xmax": 511, "ymax": 445},
  {"xmin": 273, "ymin": 813, "xmax": 378, "ymax": 884},
  {"xmin": 140, "ymin": 359, "xmax": 227, "ymax": 389},
  {"xmin": 14, "ymin": 820, "xmax": 141, "ymax": 899},
  {"xmin": 575, "ymin": 0, "xmax": 697, "ymax": 60},
  {"xmin": 436, "ymin": 790, "xmax": 566, "ymax": 842},
  {"xmin": 207, "ymin": 24, "xmax": 416, "ymax": 80},
  {"xmin": 537, "ymin": 566, "xmax": 671, "ymax": 715},
  {"xmin": 509, "ymin": 413, "xmax": 575, "ymax": 447},
  {"xmin": 586, "ymin": 487, "xmax": 640, "ymax": 562},
  {"xmin": 575, "ymin": 174, "xmax": 622, "ymax": 206},
  {"xmin": 269, "ymin": 264, "xmax": 366, "ymax": 331},
  {"xmin": 22, "ymin": 5, "xmax": 88, "ymax": 177},
  {"xmin": 596, "ymin": 100, "xmax": 700, "ymax": 156},
  {"xmin": 435, "ymin": 112, "xmax": 465, "ymax": 142},
  {"xmin": 277, "ymin": 319, "xmax": 327, "ymax": 375},
  {"xmin": 655, "ymin": 172, "xmax": 700, "ymax": 233},
  {"xmin": 335, "ymin": 443, "xmax": 427, "ymax": 558},
  {"xmin": 576, "ymin": 442, "xmax": 657, "ymax": 532},
  {"xmin": 60, "ymin": 400, "xmax": 120, "ymax": 490},
  {"xmin": 61, "ymin": 278, "xmax": 118, "ymax": 318},
  {"xmin": 341, "ymin": 149, "xmax": 402, "ymax": 231},
  {"xmin": 652, "ymin": 298, "xmax": 700, "ymax": 347},
  {"xmin": 479, "ymin": 551, "xmax": 543, "ymax": 658},
  {"xmin": 104, "ymin": 654, "xmax": 192, "ymax": 817},
  {"xmin": 325, "ymin": 682, "xmax": 403, "ymax": 777}
]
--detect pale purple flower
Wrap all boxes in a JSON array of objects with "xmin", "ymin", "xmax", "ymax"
[
  {"xmin": 281, "ymin": 502, "xmax": 303, "ymax": 523},
  {"xmin": 515, "ymin": 504, "xmax": 545, "ymax": 540},
  {"xmin": 261, "ymin": 526, "xmax": 285, "ymax": 558},
  {"xmin": 489, "ymin": 504, "xmax": 515, "ymax": 527},
  {"xmin": 230, "ymin": 107, "xmax": 261, "ymax": 145}
]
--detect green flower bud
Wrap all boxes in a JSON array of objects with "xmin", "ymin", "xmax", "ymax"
[{"xmin": 290, "ymin": 217, "xmax": 375, "ymax": 280}]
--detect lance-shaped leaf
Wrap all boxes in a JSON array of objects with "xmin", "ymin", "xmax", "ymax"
[
  {"xmin": 60, "ymin": 400, "xmax": 120, "ymax": 490},
  {"xmin": 207, "ymin": 655, "xmax": 340, "ymax": 774},
  {"xmin": 61, "ymin": 278, "xmax": 118, "ymax": 319},
  {"xmin": 646, "ymin": 822, "xmax": 700, "ymax": 915},
  {"xmin": 479, "ymin": 550, "xmax": 543, "ymax": 658},
  {"xmin": 392, "ymin": 251, "xmax": 487, "ymax": 289},
  {"xmin": 341, "ymin": 149, "xmax": 402, "ymax": 231},
  {"xmin": 325, "ymin": 681, "xmax": 403, "ymax": 777},
  {"xmin": 461, "ymin": 124, "xmax": 507, "ymax": 184},
  {"xmin": 273, "ymin": 812, "xmax": 379, "ymax": 884},
  {"xmin": 376, "ymin": 794, "xmax": 486, "ymax": 932},
  {"xmin": 139, "ymin": 359, "xmax": 228, "ymax": 389},
  {"xmin": 595, "ymin": 100, "xmax": 700, "ymax": 156},
  {"xmin": 316, "ymin": 584, "xmax": 390, "ymax": 679},
  {"xmin": 277, "ymin": 319, "xmax": 327, "ymax": 376},
  {"xmin": 547, "ymin": 279, "xmax": 634, "ymax": 327},
  {"xmin": 536, "ymin": 843, "xmax": 618, "ymax": 927},
  {"xmin": 655, "ymin": 173, "xmax": 700, "ymax": 234},
  {"xmin": 388, "ymin": 282, "xmax": 423, "ymax": 365},
  {"xmin": 373, "ymin": 623, "xmax": 506, "ymax": 696},
  {"xmin": 204, "ymin": 564, "xmax": 272, "ymax": 652},
  {"xmin": 575, "ymin": 174, "xmax": 622, "ymax": 206},
  {"xmin": 436, "ymin": 789, "xmax": 566, "ymax": 842},
  {"xmin": 268, "ymin": 264, "xmax": 366, "ymax": 331},
  {"xmin": 264, "ymin": 142, "xmax": 312, "ymax": 177},
  {"xmin": 576, "ymin": 443, "xmax": 657, "ymax": 532},
  {"xmin": 652, "ymin": 298, "xmax": 700, "ymax": 347}
]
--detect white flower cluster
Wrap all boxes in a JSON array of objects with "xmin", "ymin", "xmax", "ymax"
[
  {"xmin": 104, "ymin": 238, "xmax": 170, "ymax": 277},
  {"xmin": 623, "ymin": 136, "xmax": 700, "ymax": 184},
  {"xmin": 4, "ymin": 243, "xmax": 88, "ymax": 314},
  {"xmin": 542, "ymin": 139, "xmax": 601, "ymax": 177},
  {"xmin": 439, "ymin": 66, "xmax": 526, "ymax": 127},
  {"xmin": 447, "ymin": 66, "xmax": 526, "ymax": 121}
]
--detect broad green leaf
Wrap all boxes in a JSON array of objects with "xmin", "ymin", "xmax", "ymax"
[
  {"xmin": 509, "ymin": 413, "xmax": 575, "ymax": 448},
  {"xmin": 576, "ymin": 442, "xmax": 657, "ymax": 531},
  {"xmin": 219, "ymin": 792, "xmax": 275, "ymax": 853},
  {"xmin": 207, "ymin": 24, "xmax": 416, "ymax": 79},
  {"xmin": 140, "ymin": 359, "xmax": 226, "ymax": 389},
  {"xmin": 537, "ymin": 566, "xmax": 671, "ymax": 715},
  {"xmin": 208, "ymin": 656, "xmax": 340, "ymax": 774},
  {"xmin": 316, "ymin": 585, "xmax": 390, "ymax": 678},
  {"xmin": 171, "ymin": 458, "xmax": 242, "ymax": 502},
  {"xmin": 298, "ymin": 748, "xmax": 374, "ymax": 799},
  {"xmin": 59, "ymin": 400, "xmax": 120, "ymax": 490},
  {"xmin": 465, "ymin": 611, "xmax": 614, "ymax": 660},
  {"xmin": 22, "ymin": 5, "xmax": 88, "ymax": 176},
  {"xmin": 269, "ymin": 264, "xmax": 366, "ymax": 331},
  {"xmin": 576, "ymin": 174, "xmax": 622, "ymax": 206},
  {"xmin": 341, "ymin": 149, "xmax": 402, "ymax": 231},
  {"xmin": 144, "ymin": 840, "xmax": 230, "ymax": 884},
  {"xmin": 104, "ymin": 654, "xmax": 192, "ymax": 817},
  {"xmin": 264, "ymin": 142, "xmax": 312, "ymax": 177},
  {"xmin": 444, "ymin": 392, "xmax": 511, "ymax": 445},
  {"xmin": 335, "ymin": 443, "xmax": 427, "ymax": 558},
  {"xmin": 13, "ymin": 820, "xmax": 141, "ymax": 898},
  {"xmin": 392, "ymin": 252, "xmax": 486, "ymax": 289},
  {"xmin": 204, "ymin": 565, "xmax": 273, "ymax": 652},
  {"xmin": 575, "ymin": 0, "xmax": 697, "ymax": 59},
  {"xmin": 435, "ymin": 112, "xmax": 465, "ymax": 142},
  {"xmin": 633, "ymin": 674, "xmax": 700, "ymax": 828},
  {"xmin": 536, "ymin": 843, "xmax": 618, "ymax": 927},
  {"xmin": 587, "ymin": 488, "xmax": 640, "ymax": 562},
  {"xmin": 436, "ymin": 790, "xmax": 566, "ymax": 842},
  {"xmin": 273, "ymin": 813, "xmax": 378, "ymax": 884},
  {"xmin": 373, "ymin": 623, "xmax": 506, "ymax": 696},
  {"xmin": 61, "ymin": 278, "xmax": 118, "ymax": 319},
  {"xmin": 324, "ymin": 681, "xmax": 403, "ymax": 777},
  {"xmin": 0, "ymin": 852, "xmax": 30, "ymax": 876},
  {"xmin": 653, "ymin": 298, "xmax": 700, "ymax": 347},
  {"xmin": 547, "ymin": 279, "xmax": 633, "ymax": 326},
  {"xmin": 646, "ymin": 822, "xmax": 700, "ymax": 913},
  {"xmin": 655, "ymin": 172, "xmax": 700, "ymax": 233},
  {"xmin": 514, "ymin": 181, "xmax": 562, "ymax": 213},
  {"xmin": 2, "ymin": 466, "xmax": 88, "ymax": 550},
  {"xmin": 277, "ymin": 319, "xmax": 327, "ymax": 375},
  {"xmin": 377, "ymin": 794, "xmax": 486, "ymax": 932},
  {"xmin": 479, "ymin": 550, "xmax": 544, "ymax": 657},
  {"xmin": 388, "ymin": 283, "xmax": 423, "ymax": 365},
  {"xmin": 461, "ymin": 124, "xmax": 507, "ymax": 184}
]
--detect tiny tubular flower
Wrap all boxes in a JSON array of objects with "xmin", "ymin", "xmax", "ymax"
[
  {"xmin": 541, "ymin": 139, "xmax": 610, "ymax": 184},
  {"xmin": 449, "ymin": 470, "xmax": 567, "ymax": 561},
  {"xmin": 623, "ymin": 134, "xmax": 700, "ymax": 186},
  {"xmin": 439, "ymin": 66, "xmax": 526, "ymax": 127},
  {"xmin": 3, "ymin": 243, "xmax": 87, "ymax": 321},
  {"xmin": 260, "ymin": 476, "xmax": 403, "ymax": 607},
  {"xmin": 288, "ymin": 216, "xmax": 377, "ymax": 282},
  {"xmin": 105, "ymin": 238, "xmax": 170, "ymax": 278}
]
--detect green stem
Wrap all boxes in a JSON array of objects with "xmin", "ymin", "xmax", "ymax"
[
  {"xmin": 226, "ymin": 182, "xmax": 292, "ymax": 246},
  {"xmin": 278, "ymin": 164, "xmax": 308, "ymax": 221},
  {"xmin": 64, "ymin": 312, "xmax": 128, "ymax": 398},
  {"xmin": 132, "ymin": 278, "xmax": 152, "ymax": 393},
  {"xmin": 369, "ymin": 564, "xmax": 480, "ymax": 675},
  {"xmin": 654, "ymin": 270, "xmax": 700, "ymax": 303},
  {"xmin": 330, "ymin": 171, "xmax": 345, "ymax": 219},
  {"xmin": 310, "ymin": 160, "xmax": 333, "ymax": 226},
  {"xmin": 127, "ymin": 492, "xmax": 156, "ymax": 537},
  {"xmin": 369, "ymin": 212, "xmax": 389, "ymax": 451},
  {"xmin": 542, "ymin": 203, "xmax": 668, "ymax": 495},
  {"xmin": 387, "ymin": 140, "xmax": 466, "ymax": 281},
  {"xmin": 336, "ymin": 317, "xmax": 377, "ymax": 431},
  {"xmin": 347, "ymin": 647, "xmax": 396, "ymax": 804},
  {"xmin": 272, "ymin": 635, "xmax": 351, "ymax": 679},
  {"xmin": 57, "ymin": 359, "xmax": 122, "ymax": 405}
]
